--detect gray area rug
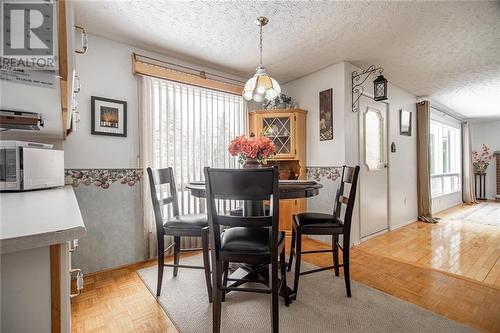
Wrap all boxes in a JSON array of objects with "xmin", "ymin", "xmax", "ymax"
[
  {"xmin": 450, "ymin": 202, "xmax": 500, "ymax": 226},
  {"xmin": 137, "ymin": 255, "xmax": 476, "ymax": 333}
]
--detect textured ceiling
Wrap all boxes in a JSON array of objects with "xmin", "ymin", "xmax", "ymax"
[{"xmin": 74, "ymin": 1, "xmax": 500, "ymax": 118}]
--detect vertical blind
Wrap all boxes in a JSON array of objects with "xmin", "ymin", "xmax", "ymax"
[
  {"xmin": 141, "ymin": 76, "xmax": 247, "ymax": 257},
  {"xmin": 148, "ymin": 76, "xmax": 247, "ymax": 215}
]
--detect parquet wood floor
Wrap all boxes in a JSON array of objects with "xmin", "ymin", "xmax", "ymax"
[{"xmin": 72, "ymin": 203, "xmax": 500, "ymax": 333}]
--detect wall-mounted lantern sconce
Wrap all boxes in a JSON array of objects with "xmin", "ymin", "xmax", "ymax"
[
  {"xmin": 352, "ymin": 65, "xmax": 387, "ymax": 112},
  {"xmin": 373, "ymin": 74, "xmax": 388, "ymax": 101}
]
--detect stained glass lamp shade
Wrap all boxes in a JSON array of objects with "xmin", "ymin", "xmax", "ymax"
[{"xmin": 243, "ymin": 66, "xmax": 281, "ymax": 102}]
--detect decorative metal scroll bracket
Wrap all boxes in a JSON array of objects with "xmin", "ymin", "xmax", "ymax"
[{"xmin": 352, "ymin": 65, "xmax": 384, "ymax": 113}]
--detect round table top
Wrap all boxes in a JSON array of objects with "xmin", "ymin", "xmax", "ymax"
[{"xmin": 186, "ymin": 180, "xmax": 323, "ymax": 200}]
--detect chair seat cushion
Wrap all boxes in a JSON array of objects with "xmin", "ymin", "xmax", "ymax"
[
  {"xmin": 221, "ymin": 227, "xmax": 284, "ymax": 255},
  {"xmin": 164, "ymin": 213, "xmax": 208, "ymax": 229},
  {"xmin": 294, "ymin": 212, "xmax": 343, "ymax": 229}
]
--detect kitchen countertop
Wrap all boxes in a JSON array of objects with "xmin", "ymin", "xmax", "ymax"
[{"xmin": 0, "ymin": 186, "xmax": 86, "ymax": 254}]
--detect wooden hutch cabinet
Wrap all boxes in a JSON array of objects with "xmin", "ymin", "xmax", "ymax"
[{"xmin": 248, "ymin": 109, "xmax": 307, "ymax": 235}]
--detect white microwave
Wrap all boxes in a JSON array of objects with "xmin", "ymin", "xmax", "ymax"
[{"xmin": 0, "ymin": 141, "xmax": 64, "ymax": 191}]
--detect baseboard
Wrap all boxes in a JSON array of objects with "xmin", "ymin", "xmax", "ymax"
[
  {"xmin": 360, "ymin": 229, "xmax": 389, "ymax": 242},
  {"xmin": 432, "ymin": 200, "xmax": 463, "ymax": 214},
  {"xmin": 390, "ymin": 218, "xmax": 418, "ymax": 231}
]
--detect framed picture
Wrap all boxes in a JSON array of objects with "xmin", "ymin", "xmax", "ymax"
[
  {"xmin": 91, "ymin": 96, "xmax": 127, "ymax": 137},
  {"xmin": 319, "ymin": 88, "xmax": 333, "ymax": 141},
  {"xmin": 400, "ymin": 109, "xmax": 412, "ymax": 136}
]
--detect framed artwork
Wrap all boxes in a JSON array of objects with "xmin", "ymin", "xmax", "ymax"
[
  {"xmin": 400, "ymin": 109, "xmax": 412, "ymax": 136},
  {"xmin": 91, "ymin": 96, "xmax": 127, "ymax": 137},
  {"xmin": 319, "ymin": 88, "xmax": 333, "ymax": 141}
]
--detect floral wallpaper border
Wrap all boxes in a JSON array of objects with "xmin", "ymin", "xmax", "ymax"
[
  {"xmin": 65, "ymin": 169, "xmax": 143, "ymax": 189},
  {"xmin": 65, "ymin": 167, "xmax": 340, "ymax": 189},
  {"xmin": 306, "ymin": 166, "xmax": 342, "ymax": 182}
]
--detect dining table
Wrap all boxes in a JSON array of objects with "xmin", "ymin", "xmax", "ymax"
[{"xmin": 186, "ymin": 179, "xmax": 323, "ymax": 301}]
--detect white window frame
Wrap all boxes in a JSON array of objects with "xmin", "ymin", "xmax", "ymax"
[{"xmin": 429, "ymin": 116, "xmax": 462, "ymax": 198}]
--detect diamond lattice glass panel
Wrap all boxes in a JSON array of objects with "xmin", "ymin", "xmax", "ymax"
[
  {"xmin": 262, "ymin": 117, "xmax": 291, "ymax": 154},
  {"xmin": 375, "ymin": 84, "xmax": 385, "ymax": 97},
  {"xmin": 364, "ymin": 108, "xmax": 384, "ymax": 171}
]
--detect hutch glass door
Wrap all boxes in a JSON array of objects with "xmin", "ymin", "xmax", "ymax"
[{"xmin": 260, "ymin": 113, "xmax": 295, "ymax": 159}]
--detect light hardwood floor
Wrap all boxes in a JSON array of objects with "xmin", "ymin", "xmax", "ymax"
[
  {"xmin": 358, "ymin": 202, "xmax": 500, "ymax": 287},
  {"xmin": 72, "ymin": 204, "xmax": 500, "ymax": 333}
]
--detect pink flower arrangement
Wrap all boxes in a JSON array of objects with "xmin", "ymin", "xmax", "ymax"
[
  {"xmin": 472, "ymin": 144, "xmax": 493, "ymax": 174},
  {"xmin": 228, "ymin": 134, "xmax": 276, "ymax": 165}
]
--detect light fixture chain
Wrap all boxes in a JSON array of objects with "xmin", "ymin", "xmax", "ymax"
[{"xmin": 259, "ymin": 24, "xmax": 263, "ymax": 66}]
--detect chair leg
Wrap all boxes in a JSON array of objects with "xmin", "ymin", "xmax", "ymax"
[
  {"xmin": 270, "ymin": 255, "xmax": 279, "ymax": 333},
  {"xmin": 173, "ymin": 236, "xmax": 181, "ymax": 277},
  {"xmin": 332, "ymin": 234, "xmax": 340, "ymax": 277},
  {"xmin": 287, "ymin": 226, "xmax": 296, "ymax": 272},
  {"xmin": 212, "ymin": 260, "xmax": 223, "ymax": 333},
  {"xmin": 221, "ymin": 261, "xmax": 229, "ymax": 302},
  {"xmin": 156, "ymin": 236, "xmax": 164, "ymax": 297},
  {"xmin": 201, "ymin": 231, "xmax": 212, "ymax": 303},
  {"xmin": 280, "ymin": 249, "xmax": 290, "ymax": 307},
  {"xmin": 292, "ymin": 229, "xmax": 302, "ymax": 298},
  {"xmin": 343, "ymin": 236, "xmax": 352, "ymax": 297}
]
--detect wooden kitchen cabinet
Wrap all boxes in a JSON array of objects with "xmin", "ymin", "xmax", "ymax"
[
  {"xmin": 249, "ymin": 109, "xmax": 308, "ymax": 235},
  {"xmin": 58, "ymin": 0, "xmax": 86, "ymax": 137}
]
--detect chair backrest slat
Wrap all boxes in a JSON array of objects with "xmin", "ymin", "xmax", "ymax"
[
  {"xmin": 333, "ymin": 166, "xmax": 360, "ymax": 239},
  {"xmin": 205, "ymin": 166, "xmax": 280, "ymax": 260},
  {"xmin": 338, "ymin": 195, "xmax": 349, "ymax": 205},
  {"xmin": 159, "ymin": 197, "xmax": 175, "ymax": 206},
  {"xmin": 343, "ymin": 167, "xmax": 355, "ymax": 184},
  {"xmin": 206, "ymin": 169, "xmax": 276, "ymax": 201}
]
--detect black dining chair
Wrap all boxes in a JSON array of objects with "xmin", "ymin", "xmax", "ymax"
[
  {"xmin": 287, "ymin": 165, "xmax": 360, "ymax": 298},
  {"xmin": 204, "ymin": 166, "xmax": 289, "ymax": 333},
  {"xmin": 147, "ymin": 167, "xmax": 212, "ymax": 301}
]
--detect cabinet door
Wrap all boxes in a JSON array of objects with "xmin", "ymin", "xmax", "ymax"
[
  {"xmin": 259, "ymin": 113, "xmax": 296, "ymax": 160},
  {"xmin": 278, "ymin": 198, "xmax": 307, "ymax": 235},
  {"xmin": 279, "ymin": 199, "xmax": 294, "ymax": 234}
]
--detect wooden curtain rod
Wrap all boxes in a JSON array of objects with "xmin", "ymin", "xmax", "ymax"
[
  {"xmin": 132, "ymin": 53, "xmax": 244, "ymax": 96},
  {"xmin": 133, "ymin": 53, "xmax": 245, "ymax": 84}
]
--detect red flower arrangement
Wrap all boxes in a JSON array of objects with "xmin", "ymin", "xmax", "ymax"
[
  {"xmin": 472, "ymin": 144, "xmax": 493, "ymax": 174},
  {"xmin": 228, "ymin": 134, "xmax": 276, "ymax": 165}
]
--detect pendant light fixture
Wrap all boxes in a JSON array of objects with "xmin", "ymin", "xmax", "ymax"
[{"xmin": 243, "ymin": 16, "xmax": 281, "ymax": 102}]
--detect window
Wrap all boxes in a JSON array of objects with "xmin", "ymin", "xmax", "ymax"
[
  {"xmin": 364, "ymin": 107, "xmax": 384, "ymax": 171},
  {"xmin": 430, "ymin": 119, "xmax": 461, "ymax": 197},
  {"xmin": 148, "ymin": 77, "xmax": 247, "ymax": 215}
]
